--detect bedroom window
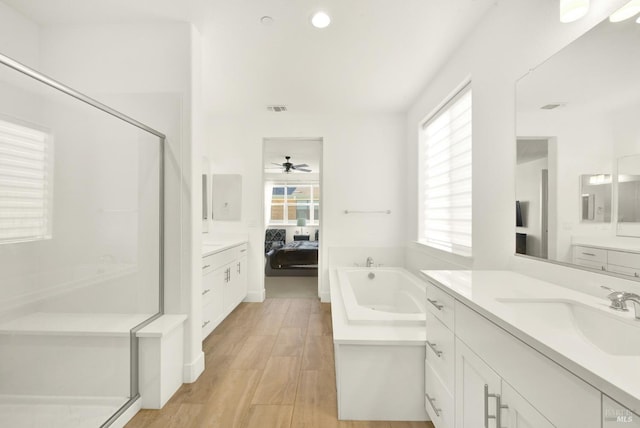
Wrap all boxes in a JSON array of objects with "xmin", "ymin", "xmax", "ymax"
[
  {"xmin": 269, "ymin": 184, "xmax": 319, "ymax": 225},
  {"xmin": 418, "ymin": 83, "xmax": 472, "ymax": 256},
  {"xmin": 0, "ymin": 119, "xmax": 53, "ymax": 244}
]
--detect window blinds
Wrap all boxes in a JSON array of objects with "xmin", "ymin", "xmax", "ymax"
[
  {"xmin": 419, "ymin": 85, "xmax": 472, "ymax": 256},
  {"xmin": 0, "ymin": 119, "xmax": 52, "ymax": 244}
]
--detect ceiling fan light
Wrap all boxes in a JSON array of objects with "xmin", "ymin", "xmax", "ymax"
[
  {"xmin": 560, "ymin": 0, "xmax": 589, "ymax": 23},
  {"xmin": 610, "ymin": 0, "xmax": 640, "ymax": 22}
]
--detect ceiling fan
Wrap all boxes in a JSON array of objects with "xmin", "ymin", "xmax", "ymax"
[{"xmin": 271, "ymin": 156, "xmax": 311, "ymax": 173}]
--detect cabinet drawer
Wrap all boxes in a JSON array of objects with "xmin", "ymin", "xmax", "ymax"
[
  {"xmin": 424, "ymin": 359, "xmax": 454, "ymax": 428},
  {"xmin": 201, "ymin": 301, "xmax": 216, "ymax": 339},
  {"xmin": 425, "ymin": 281, "xmax": 455, "ymax": 330},
  {"xmin": 455, "ymin": 302, "xmax": 601, "ymax": 427},
  {"xmin": 608, "ymin": 250, "xmax": 640, "ymax": 270},
  {"xmin": 607, "ymin": 263, "xmax": 640, "ymax": 278},
  {"xmin": 573, "ymin": 245, "xmax": 607, "ymax": 263},
  {"xmin": 574, "ymin": 257, "xmax": 606, "ymax": 271},
  {"xmin": 425, "ymin": 311, "xmax": 454, "ymax": 393},
  {"xmin": 235, "ymin": 243, "xmax": 248, "ymax": 258}
]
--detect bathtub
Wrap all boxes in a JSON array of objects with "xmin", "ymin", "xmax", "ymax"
[{"xmin": 336, "ymin": 267, "xmax": 426, "ymax": 326}]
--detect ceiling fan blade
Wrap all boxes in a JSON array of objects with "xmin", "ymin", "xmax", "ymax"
[
  {"xmin": 296, "ymin": 168, "xmax": 312, "ymax": 172},
  {"xmin": 292, "ymin": 163, "xmax": 308, "ymax": 168},
  {"xmin": 271, "ymin": 162, "xmax": 284, "ymax": 166}
]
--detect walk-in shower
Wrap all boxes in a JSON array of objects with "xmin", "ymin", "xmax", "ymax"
[{"xmin": 0, "ymin": 53, "xmax": 164, "ymax": 427}]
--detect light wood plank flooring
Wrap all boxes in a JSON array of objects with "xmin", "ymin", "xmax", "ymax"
[{"xmin": 125, "ymin": 298, "xmax": 434, "ymax": 428}]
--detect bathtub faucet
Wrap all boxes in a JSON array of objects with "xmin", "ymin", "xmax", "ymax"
[{"xmin": 366, "ymin": 256, "xmax": 374, "ymax": 267}]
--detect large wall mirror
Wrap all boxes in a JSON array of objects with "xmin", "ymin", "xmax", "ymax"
[{"xmin": 515, "ymin": 17, "xmax": 640, "ymax": 280}]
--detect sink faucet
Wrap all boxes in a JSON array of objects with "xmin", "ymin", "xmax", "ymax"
[
  {"xmin": 366, "ymin": 256, "xmax": 374, "ymax": 268},
  {"xmin": 602, "ymin": 286, "xmax": 640, "ymax": 320}
]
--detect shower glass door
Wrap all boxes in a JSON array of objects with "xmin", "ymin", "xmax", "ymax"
[{"xmin": 0, "ymin": 54, "xmax": 163, "ymax": 428}]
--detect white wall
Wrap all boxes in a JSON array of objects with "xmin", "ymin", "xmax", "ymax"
[
  {"xmin": 206, "ymin": 112, "xmax": 406, "ymax": 301},
  {"xmin": 406, "ymin": 0, "xmax": 629, "ymax": 276},
  {"xmin": 0, "ymin": 1, "xmax": 39, "ymax": 68}
]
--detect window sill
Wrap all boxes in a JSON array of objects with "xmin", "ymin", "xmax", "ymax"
[{"xmin": 412, "ymin": 240, "xmax": 473, "ymax": 269}]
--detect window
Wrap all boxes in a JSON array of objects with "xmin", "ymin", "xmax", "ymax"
[
  {"xmin": 269, "ymin": 184, "xmax": 319, "ymax": 225},
  {"xmin": 418, "ymin": 84, "xmax": 472, "ymax": 256},
  {"xmin": 0, "ymin": 119, "xmax": 53, "ymax": 244}
]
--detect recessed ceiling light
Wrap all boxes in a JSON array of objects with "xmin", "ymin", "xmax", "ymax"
[
  {"xmin": 610, "ymin": 0, "xmax": 640, "ymax": 22},
  {"xmin": 260, "ymin": 16, "xmax": 274, "ymax": 25},
  {"xmin": 311, "ymin": 11, "xmax": 331, "ymax": 29}
]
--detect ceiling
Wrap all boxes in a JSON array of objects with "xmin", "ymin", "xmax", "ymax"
[{"xmin": 5, "ymin": 0, "xmax": 498, "ymax": 115}]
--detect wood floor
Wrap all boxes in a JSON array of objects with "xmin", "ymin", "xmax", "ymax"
[{"xmin": 125, "ymin": 298, "xmax": 434, "ymax": 428}]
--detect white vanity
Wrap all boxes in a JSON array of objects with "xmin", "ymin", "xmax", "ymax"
[
  {"xmin": 201, "ymin": 240, "xmax": 248, "ymax": 339},
  {"xmin": 572, "ymin": 240, "xmax": 640, "ymax": 278},
  {"xmin": 421, "ymin": 270, "xmax": 640, "ymax": 428}
]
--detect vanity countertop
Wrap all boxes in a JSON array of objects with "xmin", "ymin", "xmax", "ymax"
[
  {"xmin": 572, "ymin": 236, "xmax": 640, "ymax": 253},
  {"xmin": 420, "ymin": 269, "xmax": 640, "ymax": 414},
  {"xmin": 202, "ymin": 239, "xmax": 247, "ymax": 257}
]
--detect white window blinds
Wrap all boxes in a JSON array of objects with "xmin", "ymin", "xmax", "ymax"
[
  {"xmin": 0, "ymin": 119, "xmax": 52, "ymax": 244},
  {"xmin": 419, "ymin": 84, "xmax": 472, "ymax": 256}
]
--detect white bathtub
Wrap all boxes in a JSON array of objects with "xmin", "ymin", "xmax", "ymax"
[{"xmin": 336, "ymin": 267, "xmax": 426, "ymax": 325}]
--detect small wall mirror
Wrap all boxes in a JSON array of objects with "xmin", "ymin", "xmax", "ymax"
[
  {"xmin": 212, "ymin": 174, "xmax": 242, "ymax": 221},
  {"xmin": 580, "ymin": 174, "xmax": 611, "ymax": 223}
]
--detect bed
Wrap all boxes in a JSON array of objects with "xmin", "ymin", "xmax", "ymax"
[{"xmin": 265, "ymin": 229, "xmax": 319, "ymax": 277}]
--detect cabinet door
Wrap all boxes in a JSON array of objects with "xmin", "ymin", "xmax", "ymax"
[
  {"xmin": 455, "ymin": 339, "xmax": 502, "ymax": 428},
  {"xmin": 501, "ymin": 382, "xmax": 554, "ymax": 428},
  {"xmin": 221, "ymin": 263, "xmax": 234, "ymax": 316}
]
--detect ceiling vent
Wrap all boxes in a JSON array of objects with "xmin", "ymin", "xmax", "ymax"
[{"xmin": 267, "ymin": 105, "xmax": 288, "ymax": 112}]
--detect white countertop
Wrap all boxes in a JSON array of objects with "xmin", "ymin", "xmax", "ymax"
[
  {"xmin": 572, "ymin": 236, "xmax": 640, "ymax": 253},
  {"xmin": 202, "ymin": 239, "xmax": 247, "ymax": 257},
  {"xmin": 420, "ymin": 269, "xmax": 640, "ymax": 414}
]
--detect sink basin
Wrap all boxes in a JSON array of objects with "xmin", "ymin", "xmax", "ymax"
[{"xmin": 496, "ymin": 298, "xmax": 640, "ymax": 356}]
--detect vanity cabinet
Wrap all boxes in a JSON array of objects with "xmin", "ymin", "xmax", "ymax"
[
  {"xmin": 572, "ymin": 245, "xmax": 640, "ymax": 278},
  {"xmin": 424, "ymin": 278, "xmax": 601, "ymax": 428},
  {"xmin": 456, "ymin": 339, "xmax": 553, "ymax": 428},
  {"xmin": 201, "ymin": 243, "xmax": 248, "ymax": 340},
  {"xmin": 424, "ymin": 282, "xmax": 455, "ymax": 428}
]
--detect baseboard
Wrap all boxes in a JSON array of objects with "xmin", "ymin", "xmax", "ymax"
[
  {"xmin": 320, "ymin": 291, "xmax": 331, "ymax": 303},
  {"xmin": 107, "ymin": 397, "xmax": 141, "ymax": 428},
  {"xmin": 182, "ymin": 351, "xmax": 204, "ymax": 383},
  {"xmin": 244, "ymin": 289, "xmax": 265, "ymax": 302}
]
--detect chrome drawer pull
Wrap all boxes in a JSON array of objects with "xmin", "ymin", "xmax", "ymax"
[
  {"xmin": 240, "ymin": 248, "xmax": 247, "ymax": 252},
  {"xmin": 426, "ymin": 341, "xmax": 443, "ymax": 357},
  {"xmin": 427, "ymin": 298, "xmax": 444, "ymax": 310},
  {"xmin": 425, "ymin": 393, "xmax": 441, "ymax": 417},
  {"xmin": 202, "ymin": 320, "xmax": 210, "ymax": 328},
  {"xmin": 202, "ymin": 289, "xmax": 211, "ymax": 295},
  {"xmin": 582, "ymin": 252, "xmax": 596, "ymax": 257},
  {"xmin": 202, "ymin": 264, "xmax": 211, "ymax": 270}
]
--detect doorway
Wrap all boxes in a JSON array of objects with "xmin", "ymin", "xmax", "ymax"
[
  {"xmin": 262, "ymin": 138, "xmax": 322, "ymax": 298},
  {"xmin": 516, "ymin": 138, "xmax": 555, "ymax": 259}
]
